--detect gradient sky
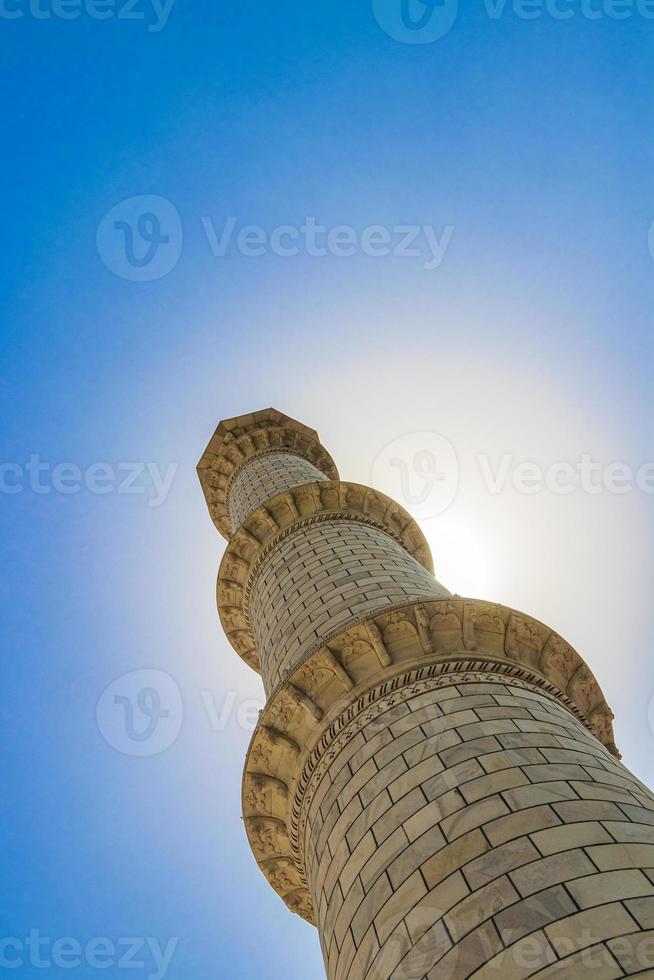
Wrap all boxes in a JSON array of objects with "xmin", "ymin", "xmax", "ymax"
[{"xmin": 2, "ymin": 1, "xmax": 654, "ymax": 977}]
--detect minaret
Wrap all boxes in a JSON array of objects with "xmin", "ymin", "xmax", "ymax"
[{"xmin": 199, "ymin": 409, "xmax": 654, "ymax": 979}]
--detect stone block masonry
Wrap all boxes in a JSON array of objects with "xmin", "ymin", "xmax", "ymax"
[{"xmin": 198, "ymin": 408, "xmax": 653, "ymax": 979}]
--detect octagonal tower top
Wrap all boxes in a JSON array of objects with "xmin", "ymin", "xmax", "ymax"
[{"xmin": 197, "ymin": 407, "xmax": 339, "ymax": 539}]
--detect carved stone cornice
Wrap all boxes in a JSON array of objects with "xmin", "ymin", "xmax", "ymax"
[
  {"xmin": 217, "ymin": 482, "xmax": 436, "ymax": 670},
  {"xmin": 197, "ymin": 408, "xmax": 339, "ymax": 539},
  {"xmin": 241, "ymin": 596, "xmax": 619, "ymax": 923}
]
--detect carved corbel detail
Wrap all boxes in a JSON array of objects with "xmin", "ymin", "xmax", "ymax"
[
  {"xmin": 415, "ymin": 605, "xmax": 433, "ymax": 654},
  {"xmin": 539, "ymin": 633, "xmax": 580, "ymax": 688},
  {"xmin": 247, "ymin": 818, "xmax": 290, "ymax": 861},
  {"xmin": 296, "ymin": 649, "xmax": 353, "ymax": 695},
  {"xmin": 429, "ymin": 601, "xmax": 464, "ymax": 651},
  {"xmin": 280, "ymin": 684, "xmax": 323, "ymax": 724},
  {"xmin": 383, "ymin": 610, "xmax": 418, "ymax": 645},
  {"xmin": 243, "ymin": 774, "xmax": 288, "ymax": 815},
  {"xmin": 261, "ymin": 858, "xmax": 302, "ymax": 897},
  {"xmin": 506, "ymin": 614, "xmax": 548, "ymax": 668},
  {"xmin": 462, "ymin": 602, "xmax": 479, "ymax": 651},
  {"xmin": 285, "ymin": 889, "xmax": 315, "ymax": 923},
  {"xmin": 285, "ymin": 492, "xmax": 300, "ymax": 522},
  {"xmin": 587, "ymin": 703, "xmax": 620, "ymax": 758},
  {"xmin": 567, "ymin": 664, "xmax": 602, "ymax": 717},
  {"xmin": 249, "ymin": 726, "xmax": 300, "ymax": 774},
  {"xmin": 365, "ymin": 620, "xmax": 392, "ymax": 667}
]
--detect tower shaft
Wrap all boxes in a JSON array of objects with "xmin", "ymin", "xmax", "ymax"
[{"xmin": 199, "ymin": 409, "xmax": 654, "ymax": 979}]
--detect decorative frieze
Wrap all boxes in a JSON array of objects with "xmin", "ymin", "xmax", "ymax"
[
  {"xmin": 216, "ymin": 482, "xmax": 439, "ymax": 675},
  {"xmin": 197, "ymin": 408, "xmax": 339, "ymax": 538},
  {"xmin": 241, "ymin": 594, "xmax": 619, "ymax": 921}
]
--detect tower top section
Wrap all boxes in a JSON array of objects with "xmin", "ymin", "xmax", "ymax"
[{"xmin": 197, "ymin": 407, "xmax": 339, "ymax": 539}]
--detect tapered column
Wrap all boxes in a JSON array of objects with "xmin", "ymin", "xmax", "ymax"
[{"xmin": 199, "ymin": 409, "xmax": 654, "ymax": 980}]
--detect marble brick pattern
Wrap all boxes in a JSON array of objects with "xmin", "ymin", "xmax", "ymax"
[
  {"xmin": 228, "ymin": 450, "xmax": 328, "ymax": 530},
  {"xmin": 301, "ymin": 679, "xmax": 654, "ymax": 980},
  {"xmin": 249, "ymin": 519, "xmax": 449, "ymax": 694},
  {"xmin": 201, "ymin": 411, "xmax": 651, "ymax": 980}
]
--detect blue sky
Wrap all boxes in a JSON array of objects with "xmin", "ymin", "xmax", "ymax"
[{"xmin": 2, "ymin": 1, "xmax": 653, "ymax": 977}]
